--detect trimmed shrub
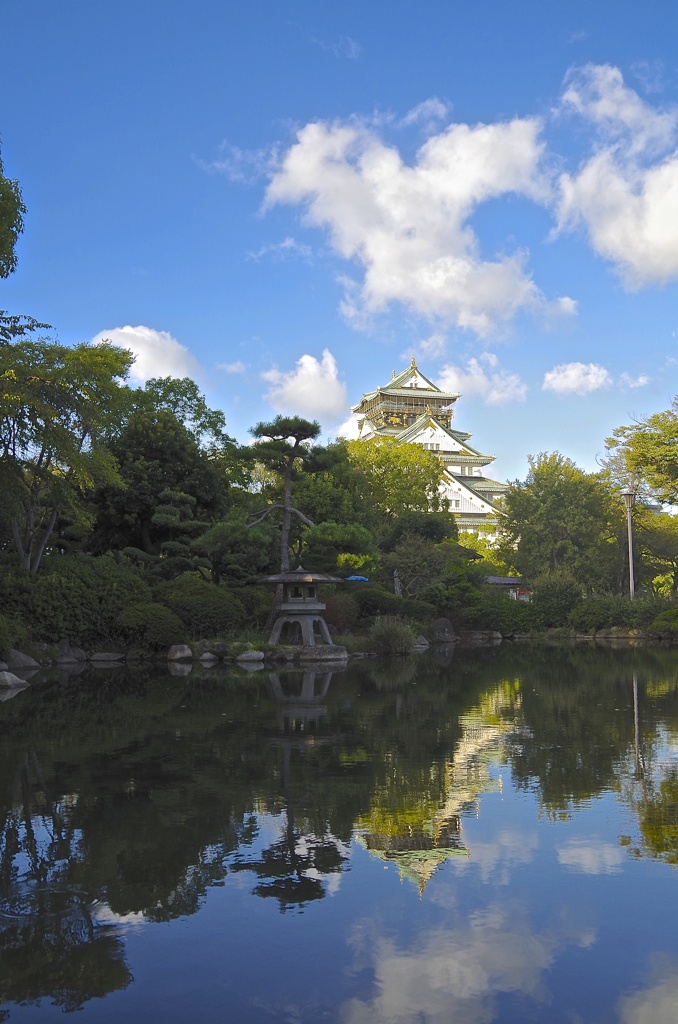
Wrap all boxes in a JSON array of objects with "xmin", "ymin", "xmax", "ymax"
[
  {"xmin": 568, "ymin": 597, "xmax": 618, "ymax": 633},
  {"xmin": 0, "ymin": 613, "xmax": 26, "ymax": 658},
  {"xmin": 400, "ymin": 597, "xmax": 438, "ymax": 626},
  {"xmin": 649, "ymin": 608, "xmax": 678, "ymax": 636},
  {"xmin": 622, "ymin": 595, "xmax": 673, "ymax": 629},
  {"xmin": 568, "ymin": 595, "xmax": 673, "ymax": 633},
  {"xmin": 232, "ymin": 585, "xmax": 273, "ymax": 629},
  {"xmin": 0, "ymin": 556, "xmax": 152, "ymax": 646},
  {"xmin": 351, "ymin": 585, "xmax": 405, "ymax": 618},
  {"xmin": 324, "ymin": 591, "xmax": 360, "ymax": 632},
  {"xmin": 117, "ymin": 603, "xmax": 185, "ymax": 650},
  {"xmin": 340, "ymin": 585, "xmax": 435, "ymax": 630},
  {"xmin": 369, "ymin": 616, "xmax": 416, "ymax": 656},
  {"xmin": 471, "ymin": 590, "xmax": 542, "ymax": 633},
  {"xmin": 531, "ymin": 570, "xmax": 582, "ymax": 628},
  {"xmin": 154, "ymin": 573, "xmax": 246, "ymax": 637}
]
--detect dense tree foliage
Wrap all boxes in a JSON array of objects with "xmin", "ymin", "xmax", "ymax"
[
  {"xmin": 0, "ymin": 147, "xmax": 25, "ymax": 278},
  {"xmin": 1, "ymin": 338, "xmax": 134, "ymax": 571},
  {"xmin": 345, "ymin": 436, "xmax": 444, "ymax": 519},
  {"xmin": 606, "ymin": 401, "xmax": 678, "ymax": 503},
  {"xmin": 638, "ymin": 513, "xmax": 678, "ymax": 595},
  {"xmin": 247, "ymin": 415, "xmax": 322, "ymax": 571},
  {"xmin": 497, "ymin": 452, "xmax": 626, "ymax": 592},
  {"xmin": 91, "ymin": 407, "xmax": 227, "ymax": 569}
]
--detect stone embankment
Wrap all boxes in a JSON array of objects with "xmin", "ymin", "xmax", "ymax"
[{"xmin": 1, "ymin": 640, "xmax": 354, "ymax": 685}]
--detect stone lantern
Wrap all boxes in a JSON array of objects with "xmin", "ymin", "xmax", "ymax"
[{"xmin": 260, "ymin": 566, "xmax": 345, "ymax": 646}]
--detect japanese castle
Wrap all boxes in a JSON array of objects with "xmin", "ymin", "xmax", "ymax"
[{"xmin": 352, "ymin": 358, "xmax": 507, "ymax": 531}]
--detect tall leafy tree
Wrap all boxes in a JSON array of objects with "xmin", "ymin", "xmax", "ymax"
[
  {"xmin": 247, "ymin": 416, "xmax": 321, "ymax": 571},
  {"xmin": 192, "ymin": 514, "xmax": 279, "ymax": 585},
  {"xmin": 291, "ymin": 440, "xmax": 377, "ymax": 533},
  {"xmin": 345, "ymin": 436, "xmax": 444, "ymax": 521},
  {"xmin": 130, "ymin": 376, "xmax": 235, "ymax": 453},
  {"xmin": 497, "ymin": 452, "xmax": 625, "ymax": 592},
  {"xmin": 302, "ymin": 521, "xmax": 378, "ymax": 575},
  {"xmin": 0, "ymin": 338, "xmax": 133, "ymax": 572},
  {"xmin": 0, "ymin": 146, "xmax": 25, "ymax": 279},
  {"xmin": 91, "ymin": 408, "xmax": 227, "ymax": 567},
  {"xmin": 637, "ymin": 512, "xmax": 678, "ymax": 594},
  {"xmin": 606, "ymin": 400, "xmax": 678, "ymax": 504}
]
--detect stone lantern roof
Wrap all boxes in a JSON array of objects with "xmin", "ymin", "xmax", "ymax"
[{"xmin": 259, "ymin": 565, "xmax": 346, "ymax": 585}]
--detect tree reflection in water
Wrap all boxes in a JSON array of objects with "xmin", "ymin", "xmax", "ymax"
[
  {"xmin": 2, "ymin": 648, "xmax": 678, "ymax": 1017},
  {"xmin": 229, "ymin": 670, "xmax": 350, "ymax": 911},
  {"xmin": 0, "ymin": 748, "xmax": 131, "ymax": 1010}
]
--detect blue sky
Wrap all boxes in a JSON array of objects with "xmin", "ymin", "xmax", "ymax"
[{"xmin": 2, "ymin": 0, "xmax": 677, "ymax": 482}]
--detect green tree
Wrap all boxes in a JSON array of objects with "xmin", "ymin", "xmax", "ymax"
[
  {"xmin": 0, "ymin": 311, "xmax": 51, "ymax": 346},
  {"xmin": 0, "ymin": 147, "xmax": 25, "ymax": 278},
  {"xmin": 302, "ymin": 520, "xmax": 378, "ymax": 575},
  {"xmin": 381, "ymin": 510, "xmax": 458, "ymax": 551},
  {"xmin": 497, "ymin": 452, "xmax": 624, "ymax": 591},
  {"xmin": 638, "ymin": 512, "xmax": 678, "ymax": 594},
  {"xmin": 130, "ymin": 376, "xmax": 235, "ymax": 452},
  {"xmin": 459, "ymin": 527, "xmax": 514, "ymax": 576},
  {"xmin": 91, "ymin": 408, "xmax": 227, "ymax": 570},
  {"xmin": 0, "ymin": 339, "xmax": 134, "ymax": 572},
  {"xmin": 192, "ymin": 513, "xmax": 279, "ymax": 584},
  {"xmin": 345, "ymin": 436, "xmax": 444, "ymax": 521},
  {"xmin": 290, "ymin": 440, "xmax": 377, "ymax": 532},
  {"xmin": 605, "ymin": 400, "xmax": 678, "ymax": 504},
  {"xmin": 247, "ymin": 416, "xmax": 322, "ymax": 571},
  {"xmin": 531, "ymin": 568, "xmax": 582, "ymax": 626}
]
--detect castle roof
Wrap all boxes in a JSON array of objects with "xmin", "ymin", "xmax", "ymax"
[{"xmin": 351, "ymin": 357, "xmax": 460, "ymax": 413}]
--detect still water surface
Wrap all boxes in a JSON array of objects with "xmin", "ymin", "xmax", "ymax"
[{"xmin": 1, "ymin": 645, "xmax": 678, "ymax": 1023}]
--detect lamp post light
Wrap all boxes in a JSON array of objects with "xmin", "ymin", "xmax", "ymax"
[{"xmin": 621, "ymin": 490, "xmax": 637, "ymax": 599}]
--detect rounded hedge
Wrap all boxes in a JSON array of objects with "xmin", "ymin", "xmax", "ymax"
[
  {"xmin": 117, "ymin": 603, "xmax": 185, "ymax": 650},
  {"xmin": 154, "ymin": 573, "xmax": 246, "ymax": 637},
  {"xmin": 368, "ymin": 616, "xmax": 416, "ymax": 656},
  {"xmin": 0, "ymin": 556, "xmax": 152, "ymax": 647}
]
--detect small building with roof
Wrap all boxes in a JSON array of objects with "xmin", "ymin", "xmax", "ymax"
[{"xmin": 351, "ymin": 357, "xmax": 508, "ymax": 532}]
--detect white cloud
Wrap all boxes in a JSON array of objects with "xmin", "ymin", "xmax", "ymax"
[
  {"xmin": 543, "ymin": 362, "xmax": 612, "ymax": 395},
  {"xmin": 333, "ymin": 412, "xmax": 362, "ymax": 440},
  {"xmin": 618, "ymin": 963, "xmax": 678, "ymax": 1024},
  {"xmin": 262, "ymin": 349, "xmax": 347, "ymax": 419},
  {"xmin": 438, "ymin": 354, "xmax": 528, "ymax": 405},
  {"xmin": 265, "ymin": 114, "xmax": 552, "ymax": 336},
  {"xmin": 310, "ymin": 34, "xmax": 361, "ymax": 60},
  {"xmin": 218, "ymin": 360, "xmax": 246, "ymax": 374},
  {"xmin": 552, "ymin": 296, "xmax": 578, "ymax": 317},
  {"xmin": 343, "ymin": 903, "xmax": 593, "ymax": 1024},
  {"xmin": 620, "ymin": 371, "xmax": 650, "ymax": 389},
  {"xmin": 246, "ymin": 236, "xmax": 313, "ymax": 263},
  {"xmin": 556, "ymin": 65, "xmax": 678, "ymax": 287},
  {"xmin": 400, "ymin": 97, "xmax": 451, "ymax": 131},
  {"xmin": 560, "ymin": 64, "xmax": 676, "ymax": 155},
  {"xmin": 631, "ymin": 59, "xmax": 666, "ymax": 95},
  {"xmin": 198, "ymin": 141, "xmax": 278, "ymax": 185},
  {"xmin": 413, "ymin": 330, "xmax": 448, "ymax": 359},
  {"xmin": 462, "ymin": 831, "xmax": 538, "ymax": 885},
  {"xmin": 90, "ymin": 325, "xmax": 201, "ymax": 385},
  {"xmin": 557, "ymin": 839, "xmax": 623, "ymax": 874}
]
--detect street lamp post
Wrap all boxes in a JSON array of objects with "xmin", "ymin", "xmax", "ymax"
[{"xmin": 622, "ymin": 490, "xmax": 636, "ymax": 599}]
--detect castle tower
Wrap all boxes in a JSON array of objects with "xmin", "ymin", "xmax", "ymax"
[{"xmin": 351, "ymin": 358, "xmax": 507, "ymax": 531}]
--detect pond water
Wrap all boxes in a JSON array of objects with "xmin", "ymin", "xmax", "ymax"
[{"xmin": 1, "ymin": 645, "xmax": 678, "ymax": 1023}]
